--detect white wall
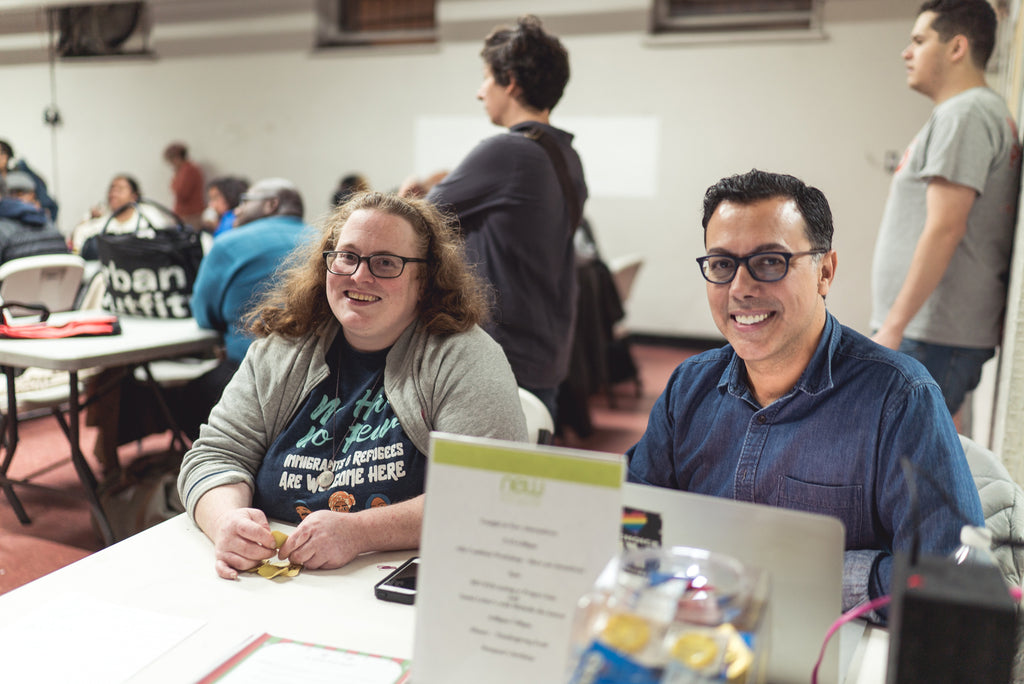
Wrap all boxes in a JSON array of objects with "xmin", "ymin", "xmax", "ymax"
[{"xmin": 1, "ymin": 0, "xmax": 931, "ymax": 339}]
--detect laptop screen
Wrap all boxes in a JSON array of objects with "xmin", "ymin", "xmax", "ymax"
[{"xmin": 621, "ymin": 482, "xmax": 845, "ymax": 684}]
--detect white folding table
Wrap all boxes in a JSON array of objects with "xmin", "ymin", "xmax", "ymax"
[
  {"xmin": 0, "ymin": 314, "xmax": 219, "ymax": 546},
  {"xmin": 0, "ymin": 514, "xmax": 416, "ymax": 682},
  {"xmin": 0, "ymin": 511, "xmax": 889, "ymax": 682}
]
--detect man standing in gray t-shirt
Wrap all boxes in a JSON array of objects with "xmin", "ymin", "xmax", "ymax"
[{"xmin": 871, "ymin": 0, "xmax": 1021, "ymax": 417}]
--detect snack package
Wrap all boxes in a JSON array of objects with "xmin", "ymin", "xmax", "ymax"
[{"xmin": 566, "ymin": 547, "xmax": 767, "ymax": 684}]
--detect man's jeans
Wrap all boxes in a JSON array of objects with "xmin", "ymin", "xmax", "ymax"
[{"xmin": 898, "ymin": 338, "xmax": 994, "ymax": 415}]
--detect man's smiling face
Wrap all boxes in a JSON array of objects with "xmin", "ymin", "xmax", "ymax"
[{"xmin": 703, "ymin": 196, "xmax": 835, "ymax": 380}]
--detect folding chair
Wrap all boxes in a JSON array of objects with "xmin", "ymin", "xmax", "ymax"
[
  {"xmin": 0, "ymin": 253, "xmax": 86, "ymax": 315},
  {"xmin": 518, "ymin": 387, "xmax": 555, "ymax": 445}
]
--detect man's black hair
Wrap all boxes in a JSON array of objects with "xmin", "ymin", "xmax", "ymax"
[
  {"xmin": 480, "ymin": 15, "xmax": 570, "ymax": 112},
  {"xmin": 701, "ymin": 169, "xmax": 834, "ymax": 250},
  {"xmin": 919, "ymin": 0, "xmax": 997, "ymax": 69}
]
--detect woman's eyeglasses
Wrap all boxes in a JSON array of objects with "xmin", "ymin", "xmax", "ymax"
[{"xmin": 323, "ymin": 251, "xmax": 427, "ymax": 279}]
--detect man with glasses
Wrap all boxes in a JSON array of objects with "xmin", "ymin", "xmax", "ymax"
[
  {"xmin": 627, "ymin": 169, "xmax": 981, "ymax": 623},
  {"xmin": 871, "ymin": 0, "xmax": 1021, "ymax": 420},
  {"xmin": 179, "ymin": 177, "xmax": 315, "ymax": 438}
]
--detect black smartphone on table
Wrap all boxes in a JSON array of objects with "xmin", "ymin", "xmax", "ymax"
[{"xmin": 374, "ymin": 556, "xmax": 418, "ymax": 604}]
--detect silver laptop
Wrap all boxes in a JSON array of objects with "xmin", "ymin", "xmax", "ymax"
[{"xmin": 622, "ymin": 482, "xmax": 845, "ymax": 684}]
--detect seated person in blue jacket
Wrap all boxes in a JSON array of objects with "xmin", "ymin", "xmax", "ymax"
[
  {"xmin": 0, "ymin": 139, "xmax": 58, "ymax": 221},
  {"xmin": 626, "ymin": 169, "xmax": 983, "ymax": 623},
  {"xmin": 177, "ymin": 192, "xmax": 528, "ymax": 578},
  {"xmin": 0, "ymin": 172, "xmax": 68, "ymax": 266},
  {"xmin": 174, "ymin": 178, "xmax": 316, "ymax": 440},
  {"xmin": 192, "ymin": 178, "xmax": 312, "ymax": 365}
]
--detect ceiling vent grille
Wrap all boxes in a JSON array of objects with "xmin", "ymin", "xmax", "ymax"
[
  {"xmin": 316, "ymin": 0, "xmax": 436, "ymax": 49},
  {"xmin": 54, "ymin": 2, "xmax": 150, "ymax": 59},
  {"xmin": 651, "ymin": 0, "xmax": 820, "ymax": 35}
]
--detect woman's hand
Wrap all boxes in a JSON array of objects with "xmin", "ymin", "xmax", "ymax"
[
  {"xmin": 194, "ymin": 483, "xmax": 276, "ymax": 580},
  {"xmin": 278, "ymin": 495, "xmax": 425, "ymax": 570},
  {"xmin": 208, "ymin": 507, "xmax": 278, "ymax": 579},
  {"xmin": 278, "ymin": 510, "xmax": 366, "ymax": 570}
]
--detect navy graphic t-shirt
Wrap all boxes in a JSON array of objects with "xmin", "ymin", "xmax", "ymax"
[{"xmin": 253, "ymin": 332, "xmax": 424, "ymax": 523}]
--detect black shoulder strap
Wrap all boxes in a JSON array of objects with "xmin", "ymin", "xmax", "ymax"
[{"xmin": 522, "ymin": 125, "xmax": 583, "ymax": 233}]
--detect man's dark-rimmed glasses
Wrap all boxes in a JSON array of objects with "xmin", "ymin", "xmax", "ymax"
[
  {"xmin": 323, "ymin": 250, "xmax": 427, "ymax": 279},
  {"xmin": 696, "ymin": 250, "xmax": 828, "ymax": 284}
]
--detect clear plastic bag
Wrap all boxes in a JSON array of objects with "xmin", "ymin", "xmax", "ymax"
[{"xmin": 566, "ymin": 546, "xmax": 769, "ymax": 684}]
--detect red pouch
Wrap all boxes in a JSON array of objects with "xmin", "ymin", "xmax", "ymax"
[{"xmin": 0, "ymin": 303, "xmax": 121, "ymax": 339}]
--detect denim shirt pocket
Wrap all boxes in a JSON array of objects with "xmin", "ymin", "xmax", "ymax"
[{"xmin": 777, "ymin": 476, "xmax": 863, "ymax": 542}]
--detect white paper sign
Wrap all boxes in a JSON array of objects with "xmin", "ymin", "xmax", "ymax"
[{"xmin": 413, "ymin": 433, "xmax": 623, "ymax": 684}]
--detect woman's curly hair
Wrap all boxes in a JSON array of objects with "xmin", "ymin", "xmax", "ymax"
[{"xmin": 244, "ymin": 191, "xmax": 490, "ymax": 340}]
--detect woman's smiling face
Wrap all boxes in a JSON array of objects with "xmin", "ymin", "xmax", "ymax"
[{"xmin": 327, "ymin": 208, "xmax": 426, "ymax": 352}]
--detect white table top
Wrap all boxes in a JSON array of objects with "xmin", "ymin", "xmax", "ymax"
[
  {"xmin": 844, "ymin": 625, "xmax": 890, "ymax": 684},
  {"xmin": 0, "ymin": 511, "xmax": 891, "ymax": 682},
  {"xmin": 0, "ymin": 514, "xmax": 416, "ymax": 682},
  {"xmin": 0, "ymin": 313, "xmax": 219, "ymax": 371},
  {"xmin": 0, "ymin": 514, "xmax": 893, "ymax": 684}
]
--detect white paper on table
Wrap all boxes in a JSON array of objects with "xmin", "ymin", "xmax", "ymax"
[
  {"xmin": 0, "ymin": 591, "xmax": 204, "ymax": 683},
  {"xmin": 414, "ymin": 433, "xmax": 623, "ymax": 684},
  {"xmin": 203, "ymin": 635, "xmax": 409, "ymax": 683}
]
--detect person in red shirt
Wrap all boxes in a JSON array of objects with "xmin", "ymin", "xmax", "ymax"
[{"xmin": 163, "ymin": 141, "xmax": 205, "ymax": 227}]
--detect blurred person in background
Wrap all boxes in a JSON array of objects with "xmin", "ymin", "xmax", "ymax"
[
  {"xmin": 0, "ymin": 138, "xmax": 59, "ymax": 221},
  {"xmin": 205, "ymin": 175, "xmax": 250, "ymax": 238},
  {"xmin": 331, "ymin": 173, "xmax": 370, "ymax": 208},
  {"xmin": 0, "ymin": 172, "xmax": 68, "ymax": 266},
  {"xmin": 69, "ymin": 174, "xmax": 172, "ymax": 259},
  {"xmin": 164, "ymin": 141, "xmax": 205, "ymax": 228},
  {"xmin": 401, "ymin": 16, "xmax": 587, "ymax": 420}
]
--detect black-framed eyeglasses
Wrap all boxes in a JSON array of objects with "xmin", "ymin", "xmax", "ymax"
[
  {"xmin": 323, "ymin": 250, "xmax": 427, "ymax": 279},
  {"xmin": 695, "ymin": 249, "xmax": 828, "ymax": 284}
]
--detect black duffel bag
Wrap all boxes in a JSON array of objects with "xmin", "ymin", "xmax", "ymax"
[{"xmin": 94, "ymin": 199, "xmax": 204, "ymax": 319}]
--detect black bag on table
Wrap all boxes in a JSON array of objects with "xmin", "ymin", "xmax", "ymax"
[{"xmin": 94, "ymin": 199, "xmax": 204, "ymax": 319}]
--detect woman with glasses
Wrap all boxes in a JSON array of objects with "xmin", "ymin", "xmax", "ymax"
[{"xmin": 178, "ymin": 191, "xmax": 526, "ymax": 579}]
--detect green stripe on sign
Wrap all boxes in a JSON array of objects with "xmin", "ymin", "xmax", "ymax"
[{"xmin": 432, "ymin": 439, "xmax": 622, "ymax": 488}]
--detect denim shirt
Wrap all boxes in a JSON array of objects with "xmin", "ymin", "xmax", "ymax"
[{"xmin": 627, "ymin": 313, "xmax": 982, "ymax": 621}]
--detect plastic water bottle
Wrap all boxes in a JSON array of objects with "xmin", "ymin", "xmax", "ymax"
[{"xmin": 952, "ymin": 525, "xmax": 997, "ymax": 566}]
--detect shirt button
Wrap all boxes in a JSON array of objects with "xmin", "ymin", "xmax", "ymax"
[{"xmin": 756, "ymin": 415, "xmax": 767, "ymax": 424}]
